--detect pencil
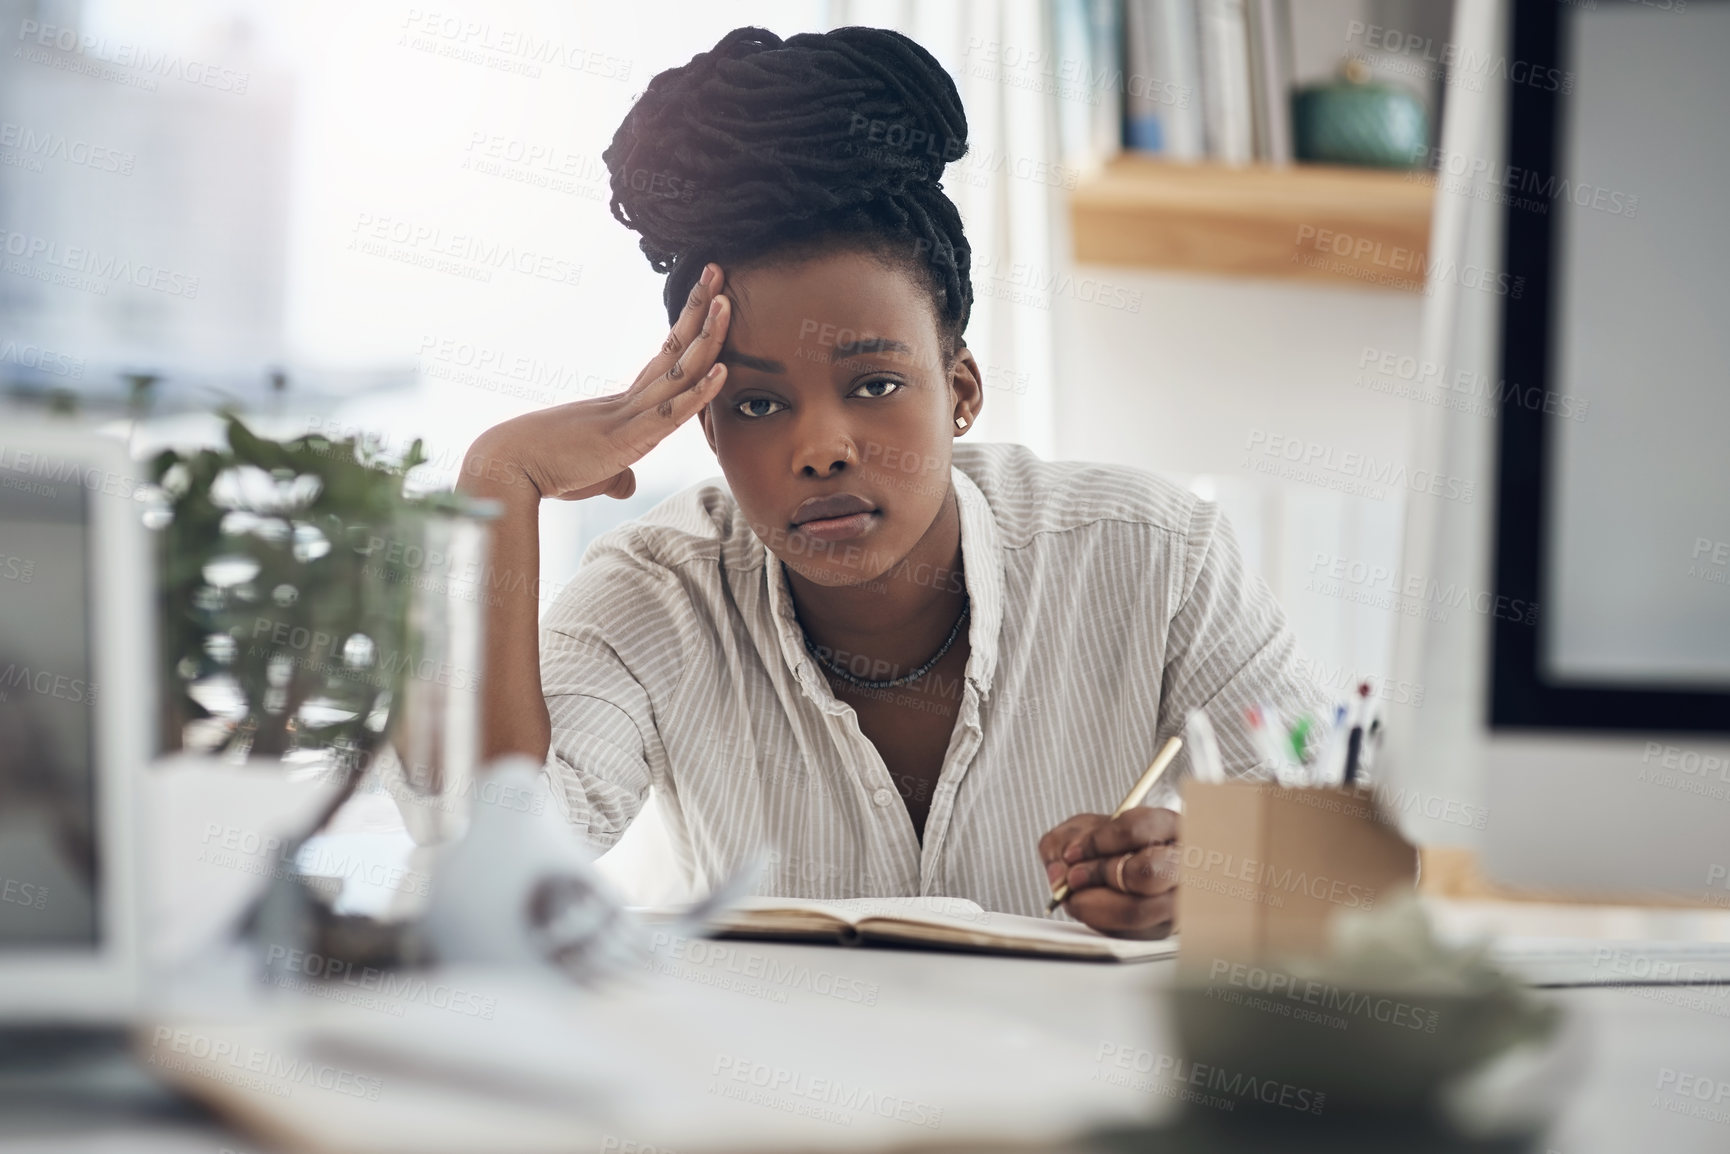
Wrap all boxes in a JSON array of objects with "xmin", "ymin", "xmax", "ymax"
[{"xmin": 1046, "ymin": 735, "xmax": 1184, "ymax": 913}]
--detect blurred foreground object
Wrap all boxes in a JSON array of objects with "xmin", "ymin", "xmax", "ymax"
[
  {"xmin": 141, "ymin": 413, "xmax": 498, "ymax": 977},
  {"xmin": 1177, "ymin": 780, "xmax": 1419, "ymax": 962},
  {"xmin": 1172, "ymin": 896, "xmax": 1581, "ymax": 1136},
  {"xmin": 145, "ymin": 412, "xmax": 485, "ymax": 768},
  {"xmin": 423, "ymin": 759, "xmax": 766, "ymax": 981}
]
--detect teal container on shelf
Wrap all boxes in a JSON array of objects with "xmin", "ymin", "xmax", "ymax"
[{"xmin": 1293, "ymin": 58, "xmax": 1430, "ymax": 169}]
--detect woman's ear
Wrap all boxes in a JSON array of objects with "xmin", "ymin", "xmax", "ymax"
[{"xmin": 949, "ymin": 346, "xmax": 984, "ymax": 434}]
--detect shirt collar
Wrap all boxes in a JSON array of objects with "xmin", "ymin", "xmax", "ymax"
[{"xmin": 763, "ymin": 464, "xmax": 1005, "ymax": 704}]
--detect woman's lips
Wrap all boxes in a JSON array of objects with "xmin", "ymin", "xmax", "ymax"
[{"xmin": 793, "ymin": 511, "xmax": 878, "ymax": 542}]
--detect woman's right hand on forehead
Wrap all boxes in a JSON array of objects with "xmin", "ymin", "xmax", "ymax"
[{"xmin": 459, "ymin": 264, "xmax": 730, "ymax": 503}]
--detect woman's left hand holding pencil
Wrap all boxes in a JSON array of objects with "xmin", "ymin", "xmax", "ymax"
[{"xmin": 1037, "ymin": 809, "xmax": 1180, "ymax": 939}]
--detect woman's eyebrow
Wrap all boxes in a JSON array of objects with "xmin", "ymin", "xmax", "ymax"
[
  {"xmin": 720, "ymin": 336, "xmax": 914, "ymax": 374},
  {"xmin": 720, "ymin": 349, "xmax": 787, "ymax": 374},
  {"xmin": 831, "ymin": 336, "xmax": 914, "ymax": 362}
]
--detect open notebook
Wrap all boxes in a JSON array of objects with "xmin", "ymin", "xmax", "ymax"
[{"xmin": 683, "ymin": 896, "xmax": 1179, "ymax": 962}]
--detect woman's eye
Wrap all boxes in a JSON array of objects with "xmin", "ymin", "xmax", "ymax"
[
  {"xmin": 734, "ymin": 397, "xmax": 786, "ymax": 419},
  {"xmin": 852, "ymin": 379, "xmax": 902, "ymax": 399}
]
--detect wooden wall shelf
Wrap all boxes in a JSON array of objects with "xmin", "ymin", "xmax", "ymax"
[{"xmin": 1069, "ymin": 156, "xmax": 1435, "ymax": 291}]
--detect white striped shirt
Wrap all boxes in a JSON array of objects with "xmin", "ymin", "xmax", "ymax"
[{"xmin": 540, "ymin": 442, "xmax": 1326, "ymax": 918}]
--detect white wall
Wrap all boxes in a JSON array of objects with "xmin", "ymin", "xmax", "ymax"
[{"xmin": 1049, "ymin": 265, "xmax": 1424, "ymax": 712}]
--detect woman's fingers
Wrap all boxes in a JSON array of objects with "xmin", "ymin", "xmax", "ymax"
[
  {"xmin": 1047, "ymin": 807, "xmax": 1182, "ymax": 937},
  {"xmin": 1039, "ymin": 814, "xmax": 1108, "ymax": 887},
  {"xmin": 460, "ymin": 264, "xmax": 731, "ymax": 507},
  {"xmin": 616, "ymin": 294, "xmax": 730, "ymax": 455},
  {"xmin": 1039, "ymin": 814, "xmax": 1107, "ymax": 869},
  {"xmin": 633, "ymin": 292, "xmax": 730, "ymax": 414},
  {"xmin": 1061, "ymin": 807, "xmax": 1179, "ymax": 864},
  {"xmin": 1062, "ymin": 842, "xmax": 1179, "ymax": 898},
  {"xmin": 632, "ymin": 263, "xmax": 725, "ymax": 396}
]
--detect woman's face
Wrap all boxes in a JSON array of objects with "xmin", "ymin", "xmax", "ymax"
[{"xmin": 697, "ymin": 249, "xmax": 982, "ymax": 587}]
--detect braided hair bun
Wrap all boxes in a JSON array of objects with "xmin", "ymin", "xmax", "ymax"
[{"xmin": 604, "ymin": 26, "xmax": 973, "ymax": 352}]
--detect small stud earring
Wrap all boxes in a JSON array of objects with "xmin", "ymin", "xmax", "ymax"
[{"xmin": 954, "ymin": 416, "xmax": 968, "ymax": 430}]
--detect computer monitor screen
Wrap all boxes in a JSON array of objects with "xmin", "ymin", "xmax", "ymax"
[
  {"xmin": 1492, "ymin": 0, "xmax": 1730, "ymax": 731},
  {"xmin": 1542, "ymin": 2, "xmax": 1730, "ymax": 689},
  {"xmin": 0, "ymin": 463, "xmax": 99, "ymax": 946}
]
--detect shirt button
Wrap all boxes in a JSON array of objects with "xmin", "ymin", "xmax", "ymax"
[{"xmin": 872, "ymin": 788, "xmax": 895, "ymax": 808}]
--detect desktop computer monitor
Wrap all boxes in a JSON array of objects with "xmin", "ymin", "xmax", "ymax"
[
  {"xmin": 0, "ymin": 425, "xmax": 151, "ymax": 1022},
  {"xmin": 1396, "ymin": 0, "xmax": 1730, "ymax": 902}
]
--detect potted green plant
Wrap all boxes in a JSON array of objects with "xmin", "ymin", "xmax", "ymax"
[
  {"xmin": 151, "ymin": 414, "xmax": 460, "ymax": 763},
  {"xmin": 143, "ymin": 414, "xmax": 490, "ymax": 962}
]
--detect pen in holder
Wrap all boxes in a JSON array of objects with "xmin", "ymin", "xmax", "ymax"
[
  {"xmin": 1209, "ymin": 681, "xmax": 1385, "ymax": 790},
  {"xmin": 1183, "ymin": 709, "xmax": 1227, "ymax": 784}
]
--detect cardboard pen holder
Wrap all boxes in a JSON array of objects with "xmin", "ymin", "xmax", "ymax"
[{"xmin": 1176, "ymin": 781, "xmax": 1419, "ymax": 970}]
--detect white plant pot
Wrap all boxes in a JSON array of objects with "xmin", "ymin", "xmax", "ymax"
[{"xmin": 140, "ymin": 751, "xmax": 351, "ymax": 971}]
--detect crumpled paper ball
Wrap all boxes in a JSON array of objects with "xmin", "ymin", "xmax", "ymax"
[
  {"xmin": 422, "ymin": 757, "xmax": 765, "ymax": 982},
  {"xmin": 421, "ymin": 757, "xmax": 641, "ymax": 980}
]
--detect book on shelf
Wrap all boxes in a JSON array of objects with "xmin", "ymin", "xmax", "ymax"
[
  {"xmin": 1245, "ymin": 0, "xmax": 1294, "ymax": 164},
  {"xmin": 1198, "ymin": 0, "xmax": 1254, "ymax": 164},
  {"xmin": 1053, "ymin": 0, "xmax": 1099, "ymax": 168},
  {"xmin": 1116, "ymin": 0, "xmax": 1298, "ymax": 168},
  {"xmin": 1085, "ymin": 0, "xmax": 1126, "ymax": 168},
  {"xmin": 1123, "ymin": 0, "xmax": 1206, "ymax": 160}
]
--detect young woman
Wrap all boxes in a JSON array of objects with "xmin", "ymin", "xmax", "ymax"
[{"xmin": 458, "ymin": 26, "xmax": 1325, "ymax": 939}]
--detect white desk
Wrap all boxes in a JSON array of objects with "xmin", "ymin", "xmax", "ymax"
[
  {"xmin": 131, "ymin": 939, "xmax": 1173, "ymax": 1153},
  {"xmin": 6, "ymin": 928, "xmax": 1730, "ymax": 1153}
]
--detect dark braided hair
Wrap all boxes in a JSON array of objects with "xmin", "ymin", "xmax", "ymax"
[{"xmin": 604, "ymin": 26, "xmax": 973, "ymax": 360}]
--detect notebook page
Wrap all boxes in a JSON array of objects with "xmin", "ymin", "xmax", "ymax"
[
  {"xmin": 856, "ymin": 906, "xmax": 1180, "ymax": 961},
  {"xmin": 719, "ymin": 895, "xmax": 986, "ymax": 928},
  {"xmin": 698, "ymin": 897, "xmax": 1178, "ymax": 960}
]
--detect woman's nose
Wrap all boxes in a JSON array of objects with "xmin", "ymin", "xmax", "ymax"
[{"xmin": 792, "ymin": 416, "xmax": 856, "ymax": 478}]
